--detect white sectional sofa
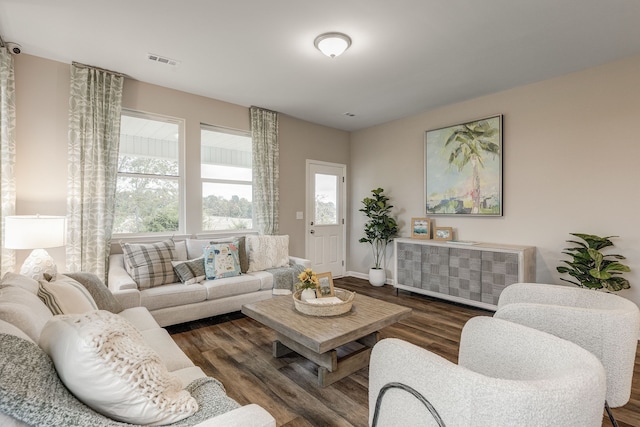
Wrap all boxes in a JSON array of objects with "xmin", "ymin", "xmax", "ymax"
[
  {"xmin": 0, "ymin": 272, "xmax": 276, "ymax": 427},
  {"xmin": 108, "ymin": 236, "xmax": 311, "ymax": 327}
]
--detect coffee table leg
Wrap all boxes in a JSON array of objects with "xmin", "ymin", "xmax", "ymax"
[
  {"xmin": 273, "ymin": 340, "xmax": 294, "ymax": 357},
  {"xmin": 273, "ymin": 331, "xmax": 381, "ymax": 387},
  {"xmin": 318, "ymin": 346, "xmax": 373, "ymax": 387}
]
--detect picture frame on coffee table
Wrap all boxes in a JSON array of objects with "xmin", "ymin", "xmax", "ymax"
[
  {"xmin": 411, "ymin": 217, "xmax": 432, "ymax": 239},
  {"xmin": 316, "ymin": 272, "xmax": 335, "ymax": 298},
  {"xmin": 434, "ymin": 227, "xmax": 454, "ymax": 241}
]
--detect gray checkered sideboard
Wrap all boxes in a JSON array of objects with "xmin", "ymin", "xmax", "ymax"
[{"xmin": 394, "ymin": 238, "xmax": 535, "ymax": 310}]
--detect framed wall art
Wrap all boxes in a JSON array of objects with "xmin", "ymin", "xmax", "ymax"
[
  {"xmin": 434, "ymin": 227, "xmax": 454, "ymax": 241},
  {"xmin": 315, "ymin": 272, "xmax": 335, "ymax": 298},
  {"xmin": 411, "ymin": 217, "xmax": 432, "ymax": 239},
  {"xmin": 425, "ymin": 115, "xmax": 503, "ymax": 216}
]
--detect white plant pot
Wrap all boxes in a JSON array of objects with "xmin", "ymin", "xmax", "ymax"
[
  {"xmin": 369, "ymin": 268, "xmax": 386, "ymax": 287},
  {"xmin": 301, "ymin": 288, "xmax": 317, "ymax": 301}
]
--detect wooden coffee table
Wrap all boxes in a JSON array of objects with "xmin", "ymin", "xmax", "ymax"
[{"xmin": 242, "ymin": 292, "xmax": 411, "ymax": 387}]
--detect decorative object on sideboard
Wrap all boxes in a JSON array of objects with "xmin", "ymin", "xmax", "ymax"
[
  {"xmin": 556, "ymin": 233, "xmax": 630, "ymax": 292},
  {"xmin": 434, "ymin": 227, "xmax": 454, "ymax": 241},
  {"xmin": 425, "ymin": 115, "xmax": 503, "ymax": 216},
  {"xmin": 359, "ymin": 188, "xmax": 399, "ymax": 287},
  {"xmin": 410, "ymin": 217, "xmax": 432, "ymax": 239},
  {"xmin": 4, "ymin": 215, "xmax": 66, "ymax": 281}
]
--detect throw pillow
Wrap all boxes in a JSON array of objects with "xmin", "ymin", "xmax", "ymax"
[
  {"xmin": 246, "ymin": 235, "xmax": 290, "ymax": 272},
  {"xmin": 63, "ymin": 273, "xmax": 123, "ymax": 313},
  {"xmin": 0, "ymin": 286, "xmax": 53, "ymax": 342},
  {"xmin": 39, "ymin": 310, "xmax": 198, "ymax": 425},
  {"xmin": 209, "ymin": 236, "xmax": 249, "ymax": 273},
  {"xmin": 0, "ymin": 272, "xmax": 39, "ymax": 294},
  {"xmin": 38, "ymin": 276, "xmax": 98, "ymax": 315},
  {"xmin": 173, "ymin": 239, "xmax": 188, "ymax": 261},
  {"xmin": 121, "ymin": 240, "xmax": 179, "ymax": 289},
  {"xmin": 203, "ymin": 243, "xmax": 241, "ymax": 279},
  {"xmin": 172, "ymin": 258, "xmax": 206, "ymax": 285}
]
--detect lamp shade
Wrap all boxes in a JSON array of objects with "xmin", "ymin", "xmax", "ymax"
[{"xmin": 4, "ymin": 215, "xmax": 67, "ymax": 250}]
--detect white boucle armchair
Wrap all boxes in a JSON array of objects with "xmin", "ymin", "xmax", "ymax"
[
  {"xmin": 369, "ymin": 317, "xmax": 606, "ymax": 427},
  {"xmin": 494, "ymin": 282, "xmax": 640, "ymax": 426}
]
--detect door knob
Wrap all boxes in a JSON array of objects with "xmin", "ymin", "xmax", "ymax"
[{"xmin": 310, "ymin": 230, "xmax": 315, "ymax": 234}]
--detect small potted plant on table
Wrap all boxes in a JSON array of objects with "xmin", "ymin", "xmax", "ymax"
[{"xmin": 296, "ymin": 268, "xmax": 320, "ymax": 301}]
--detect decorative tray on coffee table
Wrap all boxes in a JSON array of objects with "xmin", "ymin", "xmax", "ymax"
[{"xmin": 292, "ymin": 288, "xmax": 355, "ymax": 317}]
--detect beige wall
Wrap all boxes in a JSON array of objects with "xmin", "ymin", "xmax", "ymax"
[
  {"xmin": 349, "ymin": 54, "xmax": 640, "ymax": 306},
  {"xmin": 14, "ymin": 52, "xmax": 640, "ymax": 307},
  {"xmin": 13, "ymin": 54, "xmax": 349, "ymax": 268}
]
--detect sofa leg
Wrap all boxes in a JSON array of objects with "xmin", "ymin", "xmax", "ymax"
[{"xmin": 605, "ymin": 401, "xmax": 619, "ymax": 427}]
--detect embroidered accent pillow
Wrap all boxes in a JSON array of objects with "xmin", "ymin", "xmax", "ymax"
[
  {"xmin": 246, "ymin": 235, "xmax": 289, "ymax": 272},
  {"xmin": 209, "ymin": 236, "xmax": 249, "ymax": 273},
  {"xmin": 39, "ymin": 310, "xmax": 198, "ymax": 425},
  {"xmin": 121, "ymin": 240, "xmax": 178, "ymax": 289},
  {"xmin": 203, "ymin": 242, "xmax": 241, "ymax": 279},
  {"xmin": 38, "ymin": 276, "xmax": 98, "ymax": 315},
  {"xmin": 172, "ymin": 258, "xmax": 206, "ymax": 285}
]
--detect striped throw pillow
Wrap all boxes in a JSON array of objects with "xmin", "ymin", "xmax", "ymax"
[
  {"xmin": 38, "ymin": 276, "xmax": 98, "ymax": 315},
  {"xmin": 121, "ymin": 240, "xmax": 178, "ymax": 289}
]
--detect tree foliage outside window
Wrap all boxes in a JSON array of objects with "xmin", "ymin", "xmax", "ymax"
[
  {"xmin": 114, "ymin": 157, "xmax": 179, "ymax": 234},
  {"xmin": 114, "ymin": 113, "xmax": 181, "ymax": 234},
  {"xmin": 201, "ymin": 125, "xmax": 253, "ymax": 231},
  {"xmin": 315, "ymin": 194, "xmax": 337, "ymax": 225}
]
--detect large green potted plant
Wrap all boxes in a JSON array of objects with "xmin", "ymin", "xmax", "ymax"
[
  {"xmin": 556, "ymin": 233, "xmax": 630, "ymax": 292},
  {"xmin": 359, "ymin": 188, "xmax": 399, "ymax": 286}
]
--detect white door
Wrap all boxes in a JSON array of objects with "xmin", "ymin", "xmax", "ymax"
[{"xmin": 305, "ymin": 160, "xmax": 346, "ymax": 277}]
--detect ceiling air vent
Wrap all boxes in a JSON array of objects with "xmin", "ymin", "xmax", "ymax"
[{"xmin": 147, "ymin": 53, "xmax": 180, "ymax": 67}]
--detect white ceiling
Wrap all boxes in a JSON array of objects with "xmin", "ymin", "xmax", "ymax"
[{"xmin": 2, "ymin": 0, "xmax": 640, "ymax": 131}]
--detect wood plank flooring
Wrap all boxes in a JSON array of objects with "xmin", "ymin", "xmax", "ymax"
[{"xmin": 168, "ymin": 277, "xmax": 640, "ymax": 426}]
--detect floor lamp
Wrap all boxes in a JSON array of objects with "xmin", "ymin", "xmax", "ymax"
[{"xmin": 4, "ymin": 215, "xmax": 66, "ymax": 281}]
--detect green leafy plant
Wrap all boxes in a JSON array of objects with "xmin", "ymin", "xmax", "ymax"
[
  {"xmin": 556, "ymin": 233, "xmax": 630, "ymax": 292},
  {"xmin": 359, "ymin": 188, "xmax": 399, "ymax": 269}
]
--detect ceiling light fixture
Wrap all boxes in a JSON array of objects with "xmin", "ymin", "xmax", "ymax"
[{"xmin": 314, "ymin": 32, "xmax": 352, "ymax": 58}]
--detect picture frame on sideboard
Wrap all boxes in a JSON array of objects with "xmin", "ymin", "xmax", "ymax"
[
  {"xmin": 434, "ymin": 227, "xmax": 454, "ymax": 241},
  {"xmin": 411, "ymin": 217, "xmax": 432, "ymax": 239}
]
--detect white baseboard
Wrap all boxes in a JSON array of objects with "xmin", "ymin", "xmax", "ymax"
[{"xmin": 345, "ymin": 270, "xmax": 394, "ymax": 285}]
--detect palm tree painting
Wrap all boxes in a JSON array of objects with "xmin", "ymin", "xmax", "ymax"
[{"xmin": 425, "ymin": 115, "xmax": 502, "ymax": 216}]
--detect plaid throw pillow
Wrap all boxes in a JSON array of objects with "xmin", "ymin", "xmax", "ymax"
[{"xmin": 121, "ymin": 240, "xmax": 178, "ymax": 289}]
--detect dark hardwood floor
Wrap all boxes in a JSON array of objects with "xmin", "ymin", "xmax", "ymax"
[{"xmin": 168, "ymin": 277, "xmax": 640, "ymax": 426}]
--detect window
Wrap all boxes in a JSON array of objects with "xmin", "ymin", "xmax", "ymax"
[
  {"xmin": 114, "ymin": 111, "xmax": 182, "ymax": 234},
  {"xmin": 201, "ymin": 125, "xmax": 252, "ymax": 231}
]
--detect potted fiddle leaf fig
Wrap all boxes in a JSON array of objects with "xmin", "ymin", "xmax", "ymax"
[
  {"xmin": 359, "ymin": 188, "xmax": 399, "ymax": 286},
  {"xmin": 556, "ymin": 233, "xmax": 630, "ymax": 292}
]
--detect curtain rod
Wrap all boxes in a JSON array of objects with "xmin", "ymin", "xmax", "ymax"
[{"xmin": 72, "ymin": 61, "xmax": 127, "ymax": 78}]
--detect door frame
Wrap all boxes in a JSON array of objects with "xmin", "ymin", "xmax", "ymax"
[{"xmin": 305, "ymin": 159, "xmax": 347, "ymax": 277}]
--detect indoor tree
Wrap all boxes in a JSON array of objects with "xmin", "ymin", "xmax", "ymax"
[{"xmin": 359, "ymin": 188, "xmax": 398, "ymax": 285}]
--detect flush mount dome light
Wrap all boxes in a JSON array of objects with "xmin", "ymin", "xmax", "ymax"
[{"xmin": 314, "ymin": 32, "xmax": 352, "ymax": 58}]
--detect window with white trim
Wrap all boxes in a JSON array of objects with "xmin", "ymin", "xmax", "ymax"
[
  {"xmin": 201, "ymin": 125, "xmax": 253, "ymax": 231},
  {"xmin": 114, "ymin": 111, "xmax": 183, "ymax": 234}
]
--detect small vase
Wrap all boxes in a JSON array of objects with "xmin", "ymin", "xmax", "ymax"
[
  {"xmin": 301, "ymin": 288, "xmax": 317, "ymax": 301},
  {"xmin": 369, "ymin": 268, "xmax": 386, "ymax": 287}
]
